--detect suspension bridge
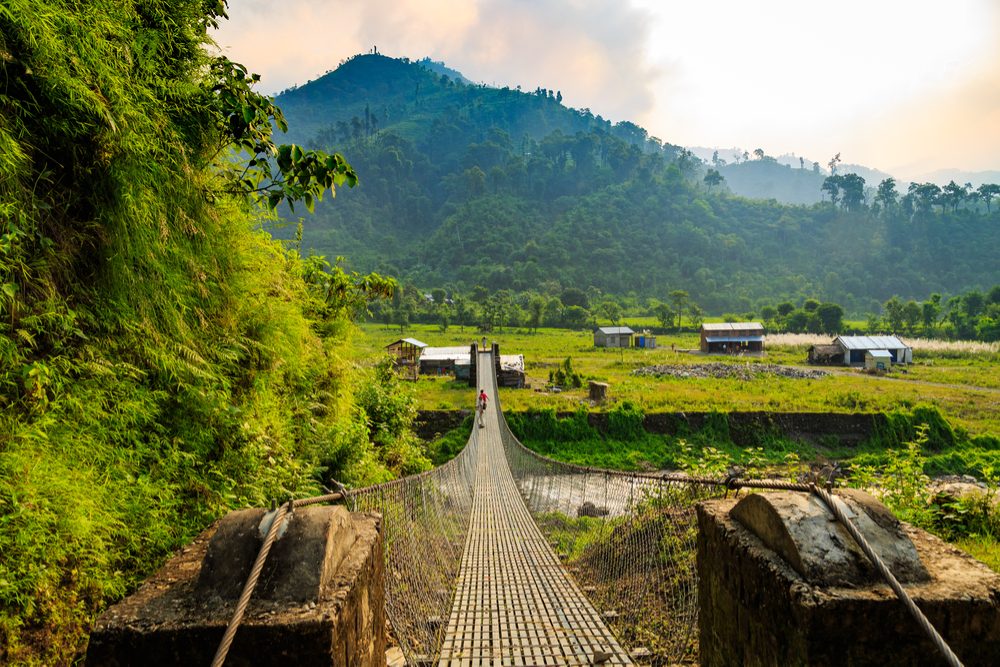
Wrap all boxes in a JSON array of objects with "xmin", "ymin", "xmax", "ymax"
[
  {"xmin": 90, "ymin": 345, "xmax": 987, "ymax": 666},
  {"xmin": 347, "ymin": 347, "xmax": 722, "ymax": 665}
]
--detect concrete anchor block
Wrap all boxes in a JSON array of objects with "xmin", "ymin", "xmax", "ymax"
[
  {"xmin": 729, "ymin": 489, "xmax": 929, "ymax": 586},
  {"xmin": 86, "ymin": 507, "xmax": 385, "ymax": 667},
  {"xmin": 698, "ymin": 492, "xmax": 1000, "ymax": 666}
]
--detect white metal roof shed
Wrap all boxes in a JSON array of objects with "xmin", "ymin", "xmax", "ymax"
[{"xmin": 835, "ymin": 336, "xmax": 908, "ymax": 350}]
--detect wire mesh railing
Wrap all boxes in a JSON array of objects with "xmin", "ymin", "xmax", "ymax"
[
  {"xmin": 344, "ymin": 425, "xmax": 479, "ymax": 660},
  {"xmin": 497, "ymin": 408, "xmax": 726, "ymax": 664}
]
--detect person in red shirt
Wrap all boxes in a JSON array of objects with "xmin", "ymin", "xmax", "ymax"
[{"xmin": 478, "ymin": 389, "xmax": 488, "ymax": 427}]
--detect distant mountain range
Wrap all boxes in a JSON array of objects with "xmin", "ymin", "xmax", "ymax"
[
  {"xmin": 269, "ymin": 54, "xmax": 1000, "ymax": 312},
  {"xmin": 687, "ymin": 146, "xmax": 998, "ymax": 204}
]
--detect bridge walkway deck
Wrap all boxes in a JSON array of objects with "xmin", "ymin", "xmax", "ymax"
[{"xmin": 437, "ymin": 352, "xmax": 632, "ymax": 666}]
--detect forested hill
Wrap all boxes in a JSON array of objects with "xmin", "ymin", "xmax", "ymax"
[{"xmin": 273, "ymin": 54, "xmax": 1000, "ymax": 314}]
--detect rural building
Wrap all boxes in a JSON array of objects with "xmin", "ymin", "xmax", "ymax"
[
  {"xmin": 834, "ymin": 335, "xmax": 912, "ymax": 367},
  {"xmin": 594, "ymin": 326, "xmax": 634, "ymax": 348},
  {"xmin": 419, "ymin": 346, "xmax": 470, "ymax": 376},
  {"xmin": 498, "ymin": 355, "xmax": 526, "ymax": 388},
  {"xmin": 634, "ymin": 331, "xmax": 657, "ymax": 349},
  {"xmin": 700, "ymin": 322, "xmax": 765, "ymax": 354},
  {"xmin": 385, "ymin": 338, "xmax": 427, "ymax": 379},
  {"xmin": 807, "ymin": 344, "xmax": 844, "ymax": 365},
  {"xmin": 865, "ymin": 349, "xmax": 893, "ymax": 372}
]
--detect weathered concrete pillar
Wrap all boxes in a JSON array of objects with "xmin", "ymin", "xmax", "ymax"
[
  {"xmin": 588, "ymin": 381, "xmax": 608, "ymax": 403},
  {"xmin": 697, "ymin": 490, "xmax": 1000, "ymax": 666},
  {"xmin": 86, "ymin": 506, "xmax": 385, "ymax": 666},
  {"xmin": 469, "ymin": 342, "xmax": 477, "ymax": 387}
]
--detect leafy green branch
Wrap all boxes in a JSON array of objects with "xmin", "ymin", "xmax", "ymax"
[{"xmin": 205, "ymin": 57, "xmax": 357, "ymax": 212}]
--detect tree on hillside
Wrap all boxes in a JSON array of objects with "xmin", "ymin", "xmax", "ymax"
[
  {"xmin": 599, "ymin": 300, "xmax": 622, "ymax": 326},
  {"xmin": 528, "ymin": 295, "xmax": 546, "ymax": 332},
  {"xmin": 875, "ymin": 178, "xmax": 898, "ymax": 215},
  {"xmin": 703, "ymin": 169, "xmax": 724, "ymax": 191},
  {"xmin": 908, "ymin": 182, "xmax": 942, "ymax": 215},
  {"xmin": 977, "ymin": 183, "xmax": 1000, "ymax": 213},
  {"xmin": 652, "ymin": 302, "xmax": 674, "ymax": 330},
  {"xmin": 760, "ymin": 305, "xmax": 778, "ymax": 329},
  {"xmin": 454, "ymin": 295, "xmax": 471, "ymax": 331},
  {"xmin": 821, "ymin": 174, "xmax": 841, "ymax": 205},
  {"xmin": 560, "ymin": 287, "xmax": 589, "ymax": 309},
  {"xmin": 839, "ymin": 173, "xmax": 866, "ymax": 211},
  {"xmin": 828, "ymin": 152, "xmax": 841, "ymax": 175},
  {"xmin": 816, "ymin": 302, "xmax": 844, "ymax": 334},
  {"xmin": 941, "ymin": 181, "xmax": 967, "ymax": 212},
  {"xmin": 921, "ymin": 294, "xmax": 941, "ymax": 330},
  {"xmin": 669, "ymin": 290, "xmax": 690, "ymax": 329},
  {"xmin": 883, "ymin": 296, "xmax": 905, "ymax": 332},
  {"xmin": 688, "ymin": 303, "xmax": 705, "ymax": 330}
]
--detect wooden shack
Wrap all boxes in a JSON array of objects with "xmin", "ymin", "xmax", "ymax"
[
  {"xmin": 594, "ymin": 326, "xmax": 634, "ymax": 348},
  {"xmin": 700, "ymin": 323, "xmax": 764, "ymax": 354},
  {"xmin": 807, "ymin": 344, "xmax": 844, "ymax": 365},
  {"xmin": 385, "ymin": 337, "xmax": 427, "ymax": 380},
  {"xmin": 498, "ymin": 355, "xmax": 526, "ymax": 388}
]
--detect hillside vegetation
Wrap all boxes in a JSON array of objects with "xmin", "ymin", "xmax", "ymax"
[
  {"xmin": 274, "ymin": 54, "xmax": 1000, "ymax": 314},
  {"xmin": 0, "ymin": 3, "xmax": 422, "ymax": 664}
]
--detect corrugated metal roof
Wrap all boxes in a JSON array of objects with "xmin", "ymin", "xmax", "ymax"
[
  {"xmin": 867, "ymin": 349, "xmax": 893, "ymax": 358},
  {"xmin": 597, "ymin": 327, "xmax": 634, "ymax": 335},
  {"xmin": 422, "ymin": 346, "xmax": 470, "ymax": 356},
  {"xmin": 500, "ymin": 354, "xmax": 524, "ymax": 372},
  {"xmin": 386, "ymin": 338, "xmax": 428, "ymax": 349},
  {"xmin": 420, "ymin": 352, "xmax": 470, "ymax": 363},
  {"xmin": 835, "ymin": 336, "xmax": 908, "ymax": 350},
  {"xmin": 705, "ymin": 336, "xmax": 764, "ymax": 343},
  {"xmin": 701, "ymin": 322, "xmax": 764, "ymax": 332}
]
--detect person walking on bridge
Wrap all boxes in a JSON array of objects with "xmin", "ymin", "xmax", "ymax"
[{"xmin": 477, "ymin": 389, "xmax": 488, "ymax": 427}]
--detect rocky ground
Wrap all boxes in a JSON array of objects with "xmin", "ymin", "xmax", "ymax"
[{"xmin": 631, "ymin": 363, "xmax": 828, "ymax": 381}]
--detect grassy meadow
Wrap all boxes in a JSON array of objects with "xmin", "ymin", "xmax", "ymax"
[
  {"xmin": 364, "ymin": 321, "xmax": 1000, "ymax": 571},
  {"xmin": 356, "ymin": 322, "xmax": 1000, "ymax": 439}
]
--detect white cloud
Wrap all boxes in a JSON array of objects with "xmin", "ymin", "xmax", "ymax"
[
  {"xmin": 213, "ymin": 0, "xmax": 661, "ymax": 123},
  {"xmin": 214, "ymin": 0, "xmax": 1000, "ymax": 172}
]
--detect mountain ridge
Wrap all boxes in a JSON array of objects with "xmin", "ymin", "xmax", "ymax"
[{"xmin": 269, "ymin": 54, "xmax": 1000, "ymax": 312}]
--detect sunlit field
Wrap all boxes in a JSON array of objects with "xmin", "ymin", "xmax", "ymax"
[{"xmin": 356, "ymin": 322, "xmax": 1000, "ymax": 438}]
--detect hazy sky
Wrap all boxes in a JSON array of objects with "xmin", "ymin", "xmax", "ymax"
[{"xmin": 213, "ymin": 0, "xmax": 1000, "ymax": 179}]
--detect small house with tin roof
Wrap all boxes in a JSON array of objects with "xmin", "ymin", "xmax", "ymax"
[
  {"xmin": 594, "ymin": 326, "xmax": 634, "ymax": 348},
  {"xmin": 419, "ymin": 346, "xmax": 470, "ymax": 376},
  {"xmin": 498, "ymin": 354, "xmax": 526, "ymax": 388},
  {"xmin": 385, "ymin": 337, "xmax": 427, "ymax": 379},
  {"xmin": 700, "ymin": 322, "xmax": 764, "ymax": 354},
  {"xmin": 834, "ymin": 335, "xmax": 911, "ymax": 367}
]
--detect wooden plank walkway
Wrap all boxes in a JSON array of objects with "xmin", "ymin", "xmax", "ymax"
[{"xmin": 437, "ymin": 352, "xmax": 632, "ymax": 666}]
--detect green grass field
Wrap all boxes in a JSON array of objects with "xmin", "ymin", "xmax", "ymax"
[
  {"xmin": 380, "ymin": 321, "xmax": 1000, "ymax": 571},
  {"xmin": 356, "ymin": 322, "xmax": 1000, "ymax": 439}
]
